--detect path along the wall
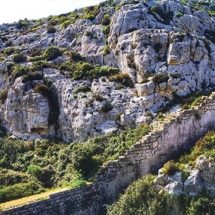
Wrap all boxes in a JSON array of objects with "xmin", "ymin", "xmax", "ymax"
[{"xmin": 2, "ymin": 93, "xmax": 215, "ymax": 215}]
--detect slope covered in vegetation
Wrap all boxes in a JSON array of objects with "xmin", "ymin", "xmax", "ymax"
[{"xmin": 107, "ymin": 131, "xmax": 215, "ymax": 215}]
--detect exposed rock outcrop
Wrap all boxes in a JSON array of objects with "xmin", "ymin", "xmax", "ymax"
[{"xmin": 1, "ymin": 0, "xmax": 215, "ymax": 142}]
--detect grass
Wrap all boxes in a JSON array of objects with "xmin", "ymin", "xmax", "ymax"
[{"xmin": 0, "ymin": 187, "xmax": 69, "ymax": 210}]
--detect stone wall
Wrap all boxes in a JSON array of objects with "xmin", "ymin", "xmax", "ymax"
[{"xmin": 3, "ymin": 93, "xmax": 215, "ymax": 215}]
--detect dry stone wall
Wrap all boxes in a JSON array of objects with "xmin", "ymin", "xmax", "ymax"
[{"xmin": 3, "ymin": 93, "xmax": 215, "ymax": 215}]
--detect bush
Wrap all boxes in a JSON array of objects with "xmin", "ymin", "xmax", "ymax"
[
  {"xmin": 34, "ymin": 83, "xmax": 52, "ymax": 98},
  {"xmin": 153, "ymin": 73, "xmax": 169, "ymax": 84},
  {"xmin": 102, "ymin": 25, "xmax": 110, "ymax": 35},
  {"xmin": 0, "ymin": 181, "xmax": 43, "ymax": 203},
  {"xmin": 43, "ymin": 46, "xmax": 62, "ymax": 61},
  {"xmin": 75, "ymin": 85, "xmax": 91, "ymax": 93},
  {"xmin": 70, "ymin": 51, "xmax": 83, "ymax": 62},
  {"xmin": 162, "ymin": 160, "xmax": 180, "ymax": 176},
  {"xmin": 100, "ymin": 100, "xmax": 113, "ymax": 113},
  {"xmin": 0, "ymin": 89, "xmax": 8, "ymax": 104},
  {"xmin": 47, "ymin": 26, "xmax": 56, "ymax": 34},
  {"xmin": 103, "ymin": 45, "xmax": 110, "ymax": 55},
  {"xmin": 16, "ymin": 19, "xmax": 29, "ymax": 29},
  {"xmin": 107, "ymin": 175, "xmax": 167, "ymax": 215},
  {"xmin": 69, "ymin": 179, "xmax": 87, "ymax": 189},
  {"xmin": 27, "ymin": 165, "xmax": 43, "ymax": 179},
  {"xmin": 12, "ymin": 53, "xmax": 26, "ymax": 63},
  {"xmin": 3, "ymin": 47, "xmax": 15, "ymax": 56},
  {"xmin": 109, "ymin": 73, "xmax": 134, "ymax": 88},
  {"xmin": 101, "ymin": 14, "xmax": 111, "ymax": 25},
  {"xmin": 175, "ymin": 12, "xmax": 184, "ymax": 18},
  {"xmin": 22, "ymin": 72, "xmax": 43, "ymax": 83},
  {"xmin": 62, "ymin": 20, "xmax": 72, "ymax": 29}
]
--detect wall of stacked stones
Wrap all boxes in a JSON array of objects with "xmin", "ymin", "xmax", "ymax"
[{"xmin": 2, "ymin": 93, "xmax": 215, "ymax": 215}]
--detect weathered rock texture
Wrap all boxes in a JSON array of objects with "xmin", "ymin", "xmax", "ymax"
[
  {"xmin": 155, "ymin": 155, "xmax": 215, "ymax": 197},
  {"xmin": 2, "ymin": 92, "xmax": 215, "ymax": 215},
  {"xmin": 1, "ymin": 0, "xmax": 215, "ymax": 142}
]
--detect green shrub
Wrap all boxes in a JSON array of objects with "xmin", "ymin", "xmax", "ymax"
[
  {"xmin": 69, "ymin": 179, "xmax": 87, "ymax": 189},
  {"xmin": 109, "ymin": 73, "xmax": 134, "ymax": 88},
  {"xmin": 153, "ymin": 73, "xmax": 169, "ymax": 84},
  {"xmin": 82, "ymin": 13, "xmax": 96, "ymax": 21},
  {"xmin": 103, "ymin": 45, "xmax": 110, "ymax": 55},
  {"xmin": 22, "ymin": 72, "xmax": 43, "ymax": 83},
  {"xmin": 107, "ymin": 175, "xmax": 167, "ymax": 215},
  {"xmin": 70, "ymin": 51, "xmax": 83, "ymax": 62},
  {"xmin": 101, "ymin": 14, "xmax": 111, "ymax": 25},
  {"xmin": 0, "ymin": 89, "xmax": 8, "ymax": 104},
  {"xmin": 162, "ymin": 160, "xmax": 180, "ymax": 176},
  {"xmin": 5, "ymin": 40, "xmax": 12, "ymax": 47},
  {"xmin": 27, "ymin": 165, "xmax": 43, "ymax": 179},
  {"xmin": 16, "ymin": 19, "xmax": 29, "ymax": 29},
  {"xmin": 34, "ymin": 83, "xmax": 52, "ymax": 98},
  {"xmin": 175, "ymin": 12, "xmax": 184, "ymax": 18},
  {"xmin": 93, "ymin": 94, "xmax": 104, "ymax": 102},
  {"xmin": 47, "ymin": 26, "xmax": 56, "ymax": 34},
  {"xmin": 75, "ymin": 85, "xmax": 91, "ymax": 93},
  {"xmin": 28, "ymin": 48, "xmax": 42, "ymax": 57},
  {"xmin": 100, "ymin": 100, "xmax": 113, "ymax": 113},
  {"xmin": 62, "ymin": 20, "xmax": 72, "ymax": 29},
  {"xmin": 149, "ymin": 5, "xmax": 162, "ymax": 14},
  {"xmin": 12, "ymin": 53, "xmax": 26, "ymax": 63},
  {"xmin": 43, "ymin": 46, "xmax": 62, "ymax": 61},
  {"xmin": 0, "ymin": 181, "xmax": 43, "ymax": 203},
  {"xmin": 102, "ymin": 25, "xmax": 110, "ymax": 35},
  {"xmin": 3, "ymin": 47, "xmax": 15, "ymax": 56},
  {"xmin": 0, "ymin": 169, "xmax": 30, "ymax": 186}
]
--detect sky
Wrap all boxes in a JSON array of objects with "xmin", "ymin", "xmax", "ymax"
[{"xmin": 0, "ymin": 0, "xmax": 105, "ymax": 24}]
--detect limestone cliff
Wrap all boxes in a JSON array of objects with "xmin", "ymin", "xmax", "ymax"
[{"xmin": 0, "ymin": 0, "xmax": 215, "ymax": 143}]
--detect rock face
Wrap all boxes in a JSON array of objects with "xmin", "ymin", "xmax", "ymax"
[
  {"xmin": 154, "ymin": 155, "xmax": 215, "ymax": 196},
  {"xmin": 1, "ymin": 0, "xmax": 215, "ymax": 141}
]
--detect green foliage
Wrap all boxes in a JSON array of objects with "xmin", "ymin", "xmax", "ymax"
[
  {"xmin": 47, "ymin": 26, "xmax": 56, "ymax": 34},
  {"xmin": 187, "ymin": 197, "xmax": 215, "ymax": 215},
  {"xmin": 62, "ymin": 20, "xmax": 72, "ymax": 29},
  {"xmin": 103, "ymin": 45, "xmax": 110, "ymax": 55},
  {"xmin": 22, "ymin": 72, "xmax": 43, "ymax": 83},
  {"xmin": 102, "ymin": 25, "xmax": 110, "ymax": 35},
  {"xmin": 43, "ymin": 46, "xmax": 62, "ymax": 61},
  {"xmin": 99, "ymin": 100, "xmax": 113, "ymax": 113},
  {"xmin": 27, "ymin": 165, "xmax": 42, "ymax": 178},
  {"xmin": 109, "ymin": 73, "xmax": 134, "ymax": 88},
  {"xmin": 107, "ymin": 175, "xmax": 168, "ymax": 215},
  {"xmin": 153, "ymin": 73, "xmax": 169, "ymax": 84},
  {"xmin": 65, "ymin": 61, "xmax": 119, "ymax": 81},
  {"xmin": 0, "ymin": 181, "xmax": 43, "ymax": 203},
  {"xmin": 3, "ymin": 47, "xmax": 16, "ymax": 56},
  {"xmin": 12, "ymin": 53, "xmax": 26, "ymax": 63},
  {"xmin": 75, "ymin": 85, "xmax": 91, "ymax": 93},
  {"xmin": 162, "ymin": 160, "xmax": 180, "ymax": 176},
  {"xmin": 0, "ymin": 89, "xmax": 8, "ymax": 104},
  {"xmin": 149, "ymin": 5, "xmax": 173, "ymax": 25},
  {"xmin": 69, "ymin": 179, "xmax": 87, "ymax": 189},
  {"xmin": 101, "ymin": 14, "xmax": 111, "ymax": 25},
  {"xmin": 16, "ymin": 19, "xmax": 29, "ymax": 29},
  {"xmin": 175, "ymin": 12, "xmax": 184, "ymax": 18},
  {"xmin": 70, "ymin": 51, "xmax": 83, "ymax": 62}
]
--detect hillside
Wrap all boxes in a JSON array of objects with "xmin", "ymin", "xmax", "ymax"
[{"xmin": 1, "ymin": 0, "xmax": 215, "ymax": 214}]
